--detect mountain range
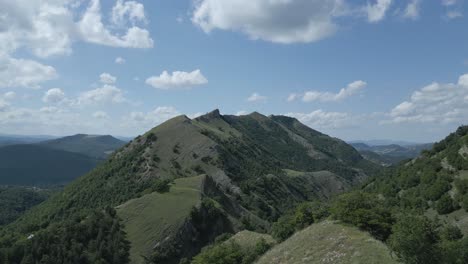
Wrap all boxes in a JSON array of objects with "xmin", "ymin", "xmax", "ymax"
[
  {"xmin": 0, "ymin": 110, "xmax": 466, "ymax": 264},
  {"xmin": 0, "ymin": 110, "xmax": 380, "ymax": 263},
  {"xmin": 351, "ymin": 142, "xmax": 433, "ymax": 166},
  {"xmin": 0, "ymin": 134, "xmax": 125, "ymax": 186}
]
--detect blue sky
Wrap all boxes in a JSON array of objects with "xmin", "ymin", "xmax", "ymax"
[{"xmin": 0, "ymin": 0, "xmax": 467, "ymax": 142}]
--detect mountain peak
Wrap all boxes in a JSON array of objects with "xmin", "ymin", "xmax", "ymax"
[{"xmin": 196, "ymin": 109, "xmax": 222, "ymax": 122}]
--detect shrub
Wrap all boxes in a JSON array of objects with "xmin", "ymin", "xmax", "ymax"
[
  {"xmin": 330, "ymin": 191, "xmax": 394, "ymax": 241},
  {"xmin": 435, "ymin": 194, "xmax": 456, "ymax": 215},
  {"xmin": 388, "ymin": 215, "xmax": 441, "ymax": 264}
]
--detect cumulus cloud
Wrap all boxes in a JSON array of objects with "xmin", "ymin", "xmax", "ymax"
[
  {"xmin": 286, "ymin": 109, "xmax": 361, "ymax": 129},
  {"xmin": 365, "ymin": 0, "xmax": 392, "ymax": 23},
  {"xmin": 145, "ymin": 70, "xmax": 208, "ymax": 89},
  {"xmin": 192, "ymin": 0, "xmax": 343, "ymax": 44},
  {"xmin": 77, "ymin": 0, "xmax": 153, "ymax": 49},
  {"xmin": 287, "ymin": 93, "xmax": 300, "ymax": 102},
  {"xmin": 402, "ymin": 0, "xmax": 420, "ymax": 20},
  {"xmin": 115, "ymin": 57, "xmax": 126, "ymax": 64},
  {"xmin": 291, "ymin": 80, "xmax": 367, "ymax": 102},
  {"xmin": 385, "ymin": 73, "xmax": 468, "ymax": 124},
  {"xmin": 0, "ymin": 0, "xmax": 152, "ymax": 90},
  {"xmin": 93, "ymin": 111, "xmax": 109, "ymax": 119},
  {"xmin": 111, "ymin": 0, "xmax": 146, "ymax": 26},
  {"xmin": 0, "ymin": 57, "xmax": 57, "ymax": 89},
  {"xmin": 78, "ymin": 85, "xmax": 125, "ymax": 105},
  {"xmin": 0, "ymin": 0, "xmax": 153, "ymax": 58},
  {"xmin": 99, "ymin": 73, "xmax": 117, "ymax": 84},
  {"xmin": 446, "ymin": 10, "xmax": 462, "ymax": 19},
  {"xmin": 43, "ymin": 88, "xmax": 66, "ymax": 104},
  {"xmin": 3, "ymin": 92, "xmax": 16, "ymax": 101},
  {"xmin": 442, "ymin": 0, "xmax": 458, "ymax": 6},
  {"xmin": 247, "ymin": 93, "xmax": 267, "ymax": 102},
  {"xmin": 122, "ymin": 106, "xmax": 181, "ymax": 131}
]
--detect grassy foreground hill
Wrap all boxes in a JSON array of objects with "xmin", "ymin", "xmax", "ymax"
[
  {"xmin": 0, "ymin": 110, "xmax": 379, "ymax": 264},
  {"xmin": 256, "ymin": 221, "xmax": 398, "ymax": 264}
]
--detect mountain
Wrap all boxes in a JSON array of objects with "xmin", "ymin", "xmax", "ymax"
[
  {"xmin": 39, "ymin": 134, "xmax": 126, "ymax": 159},
  {"xmin": 349, "ymin": 139, "xmax": 426, "ymax": 146},
  {"xmin": 0, "ymin": 110, "xmax": 379, "ymax": 264},
  {"xmin": 0, "ymin": 134, "xmax": 56, "ymax": 147},
  {"xmin": 0, "ymin": 144, "xmax": 99, "ymax": 186},
  {"xmin": 351, "ymin": 142, "xmax": 433, "ymax": 165}
]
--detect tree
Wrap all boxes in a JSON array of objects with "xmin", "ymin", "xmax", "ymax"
[
  {"xmin": 388, "ymin": 215, "xmax": 441, "ymax": 264},
  {"xmin": 435, "ymin": 194, "xmax": 456, "ymax": 215},
  {"xmin": 330, "ymin": 191, "xmax": 394, "ymax": 240}
]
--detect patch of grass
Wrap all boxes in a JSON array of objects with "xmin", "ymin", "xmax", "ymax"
[
  {"xmin": 116, "ymin": 175, "xmax": 204, "ymax": 264},
  {"xmin": 226, "ymin": 230, "xmax": 275, "ymax": 250},
  {"xmin": 256, "ymin": 221, "xmax": 399, "ymax": 264}
]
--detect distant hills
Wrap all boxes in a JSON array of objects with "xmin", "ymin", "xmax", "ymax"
[
  {"xmin": 351, "ymin": 142, "xmax": 433, "ymax": 166},
  {"xmin": 0, "ymin": 134, "xmax": 56, "ymax": 147},
  {"xmin": 0, "ymin": 134, "xmax": 125, "ymax": 186},
  {"xmin": 39, "ymin": 134, "xmax": 126, "ymax": 159}
]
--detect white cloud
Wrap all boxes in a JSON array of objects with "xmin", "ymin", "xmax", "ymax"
[
  {"xmin": 386, "ymin": 73, "xmax": 468, "ymax": 124},
  {"xmin": 43, "ymin": 88, "xmax": 66, "ymax": 104},
  {"xmin": 0, "ymin": 57, "xmax": 57, "ymax": 89},
  {"xmin": 145, "ymin": 70, "xmax": 208, "ymax": 89},
  {"xmin": 77, "ymin": 0, "xmax": 153, "ymax": 49},
  {"xmin": 442, "ymin": 0, "xmax": 458, "ymax": 6},
  {"xmin": 0, "ymin": 0, "xmax": 153, "ymax": 59},
  {"xmin": 247, "ymin": 93, "xmax": 267, "ymax": 102},
  {"xmin": 446, "ymin": 10, "xmax": 462, "ymax": 19},
  {"xmin": 111, "ymin": 0, "xmax": 146, "ymax": 26},
  {"xmin": 402, "ymin": 0, "xmax": 420, "ymax": 20},
  {"xmin": 93, "ymin": 111, "xmax": 109, "ymax": 119},
  {"xmin": 286, "ymin": 109, "xmax": 360, "ymax": 129},
  {"xmin": 192, "ymin": 0, "xmax": 344, "ymax": 44},
  {"xmin": 122, "ymin": 106, "xmax": 181, "ymax": 131},
  {"xmin": 115, "ymin": 57, "xmax": 126, "ymax": 64},
  {"xmin": 99, "ymin": 73, "xmax": 117, "ymax": 84},
  {"xmin": 176, "ymin": 15, "xmax": 184, "ymax": 24},
  {"xmin": 287, "ymin": 93, "xmax": 300, "ymax": 102},
  {"xmin": 78, "ymin": 85, "xmax": 125, "ymax": 105},
  {"xmin": 3, "ymin": 92, "xmax": 16, "ymax": 101},
  {"xmin": 366, "ymin": 0, "xmax": 392, "ymax": 23},
  {"xmin": 298, "ymin": 80, "xmax": 367, "ymax": 102},
  {"xmin": 0, "ymin": 99, "xmax": 9, "ymax": 112},
  {"xmin": 235, "ymin": 110, "xmax": 248, "ymax": 116}
]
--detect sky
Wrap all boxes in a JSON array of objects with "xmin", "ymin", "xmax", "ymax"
[{"xmin": 0, "ymin": 0, "xmax": 467, "ymax": 142}]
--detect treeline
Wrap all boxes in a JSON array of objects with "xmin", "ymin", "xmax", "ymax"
[
  {"xmin": 0, "ymin": 187, "xmax": 54, "ymax": 226},
  {"xmin": 0, "ymin": 207, "xmax": 129, "ymax": 264}
]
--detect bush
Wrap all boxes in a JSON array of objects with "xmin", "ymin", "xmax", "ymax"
[
  {"xmin": 330, "ymin": 192, "xmax": 394, "ymax": 240},
  {"xmin": 435, "ymin": 194, "xmax": 456, "ymax": 215},
  {"xmin": 271, "ymin": 216, "xmax": 295, "ymax": 241},
  {"xmin": 388, "ymin": 215, "xmax": 441, "ymax": 264}
]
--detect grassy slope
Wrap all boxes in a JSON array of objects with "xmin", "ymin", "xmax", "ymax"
[
  {"xmin": 226, "ymin": 230, "xmax": 275, "ymax": 250},
  {"xmin": 117, "ymin": 176, "xmax": 204, "ymax": 264},
  {"xmin": 256, "ymin": 221, "xmax": 398, "ymax": 264}
]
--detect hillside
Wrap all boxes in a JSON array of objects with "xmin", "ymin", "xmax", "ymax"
[
  {"xmin": 367, "ymin": 126, "xmax": 468, "ymax": 233},
  {"xmin": 0, "ymin": 110, "xmax": 379, "ymax": 264},
  {"xmin": 39, "ymin": 134, "xmax": 126, "ymax": 159},
  {"xmin": 0, "ymin": 187, "xmax": 55, "ymax": 226},
  {"xmin": 351, "ymin": 142, "xmax": 433, "ymax": 165},
  {"xmin": 0, "ymin": 144, "xmax": 98, "ymax": 186},
  {"xmin": 256, "ymin": 221, "xmax": 398, "ymax": 264}
]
